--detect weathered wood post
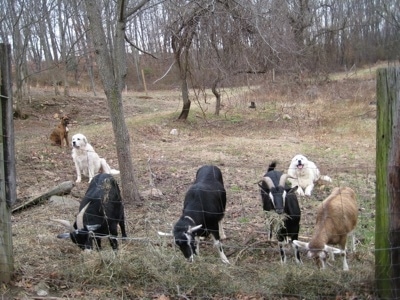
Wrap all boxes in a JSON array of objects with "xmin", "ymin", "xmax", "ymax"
[
  {"xmin": 376, "ymin": 67, "xmax": 400, "ymax": 299},
  {"xmin": 0, "ymin": 43, "xmax": 16, "ymax": 282}
]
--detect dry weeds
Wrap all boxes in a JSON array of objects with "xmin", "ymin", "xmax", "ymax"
[{"xmin": 5, "ymin": 68, "xmax": 378, "ymax": 299}]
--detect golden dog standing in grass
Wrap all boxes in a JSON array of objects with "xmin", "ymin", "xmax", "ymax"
[{"xmin": 49, "ymin": 115, "xmax": 70, "ymax": 147}]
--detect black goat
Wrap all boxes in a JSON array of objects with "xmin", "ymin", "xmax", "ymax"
[
  {"xmin": 259, "ymin": 162, "xmax": 301, "ymax": 264},
  {"xmin": 52, "ymin": 173, "xmax": 127, "ymax": 250},
  {"xmin": 173, "ymin": 165, "xmax": 229, "ymax": 263}
]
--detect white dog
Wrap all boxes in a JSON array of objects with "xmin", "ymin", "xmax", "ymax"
[
  {"xmin": 71, "ymin": 133, "xmax": 120, "ymax": 183},
  {"xmin": 287, "ymin": 154, "xmax": 332, "ymax": 197}
]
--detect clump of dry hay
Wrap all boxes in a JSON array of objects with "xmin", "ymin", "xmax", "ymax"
[
  {"xmin": 264, "ymin": 210, "xmax": 288, "ymax": 237},
  {"xmin": 10, "ymin": 201, "xmax": 376, "ymax": 299},
  {"xmin": 50, "ymin": 242, "xmax": 238, "ymax": 298}
]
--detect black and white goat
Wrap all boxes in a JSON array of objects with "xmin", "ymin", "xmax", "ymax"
[
  {"xmin": 293, "ymin": 187, "xmax": 358, "ymax": 271},
  {"xmin": 52, "ymin": 173, "xmax": 127, "ymax": 250},
  {"xmin": 259, "ymin": 162, "xmax": 301, "ymax": 264},
  {"xmin": 172, "ymin": 165, "xmax": 229, "ymax": 263}
]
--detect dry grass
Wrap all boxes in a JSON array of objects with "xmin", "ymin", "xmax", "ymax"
[{"xmin": 5, "ymin": 69, "xmax": 378, "ymax": 299}]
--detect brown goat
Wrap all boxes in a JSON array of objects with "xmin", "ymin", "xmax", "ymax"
[{"xmin": 293, "ymin": 187, "xmax": 358, "ymax": 271}]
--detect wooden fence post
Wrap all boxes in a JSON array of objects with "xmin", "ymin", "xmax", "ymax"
[
  {"xmin": 0, "ymin": 43, "xmax": 16, "ymax": 283},
  {"xmin": 376, "ymin": 67, "xmax": 400, "ymax": 299}
]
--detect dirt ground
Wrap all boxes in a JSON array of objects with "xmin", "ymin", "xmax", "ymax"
[{"xmin": 6, "ymin": 72, "xmax": 378, "ymax": 298}]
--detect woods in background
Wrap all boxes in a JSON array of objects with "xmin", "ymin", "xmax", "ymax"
[{"xmin": 0, "ymin": 0, "xmax": 398, "ymax": 100}]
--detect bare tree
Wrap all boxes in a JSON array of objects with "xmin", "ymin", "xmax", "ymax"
[
  {"xmin": 41, "ymin": 0, "xmax": 63, "ymax": 95},
  {"xmin": 84, "ymin": 0, "xmax": 150, "ymax": 203},
  {"xmin": 4, "ymin": 0, "xmax": 32, "ymax": 117},
  {"xmin": 166, "ymin": 0, "xmax": 282, "ymax": 119},
  {"xmin": 167, "ymin": 1, "xmax": 212, "ymax": 120},
  {"xmin": 1, "ymin": 0, "xmax": 399, "ymax": 123}
]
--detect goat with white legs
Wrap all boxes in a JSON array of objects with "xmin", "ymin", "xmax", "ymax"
[
  {"xmin": 52, "ymin": 173, "xmax": 127, "ymax": 251},
  {"xmin": 293, "ymin": 187, "xmax": 358, "ymax": 271},
  {"xmin": 172, "ymin": 165, "xmax": 229, "ymax": 264},
  {"xmin": 259, "ymin": 162, "xmax": 301, "ymax": 264}
]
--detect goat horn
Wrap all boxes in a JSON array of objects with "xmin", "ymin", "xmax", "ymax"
[
  {"xmin": 51, "ymin": 219, "xmax": 74, "ymax": 232},
  {"xmin": 188, "ymin": 224, "xmax": 202, "ymax": 233},
  {"xmin": 76, "ymin": 203, "xmax": 90, "ymax": 230},
  {"xmin": 279, "ymin": 174, "xmax": 289, "ymax": 187},
  {"xmin": 263, "ymin": 176, "xmax": 275, "ymax": 189}
]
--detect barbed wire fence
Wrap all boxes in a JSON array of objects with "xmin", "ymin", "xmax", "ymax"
[
  {"xmin": 5, "ymin": 161, "xmax": 379, "ymax": 298},
  {"xmin": 1, "ymin": 52, "xmax": 399, "ymax": 298}
]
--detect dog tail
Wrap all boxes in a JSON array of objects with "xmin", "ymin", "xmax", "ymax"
[
  {"xmin": 100, "ymin": 158, "xmax": 112, "ymax": 173},
  {"xmin": 110, "ymin": 169, "xmax": 120, "ymax": 175},
  {"xmin": 319, "ymin": 175, "xmax": 332, "ymax": 183},
  {"xmin": 100, "ymin": 158, "xmax": 120, "ymax": 175}
]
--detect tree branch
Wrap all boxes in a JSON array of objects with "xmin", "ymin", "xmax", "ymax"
[
  {"xmin": 125, "ymin": 0, "xmax": 151, "ymax": 19},
  {"xmin": 124, "ymin": 34, "xmax": 158, "ymax": 59},
  {"xmin": 153, "ymin": 61, "xmax": 175, "ymax": 84}
]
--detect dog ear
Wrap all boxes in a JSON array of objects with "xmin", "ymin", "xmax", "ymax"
[{"xmin": 83, "ymin": 136, "xmax": 87, "ymax": 145}]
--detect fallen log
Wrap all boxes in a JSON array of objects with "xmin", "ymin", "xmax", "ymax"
[{"xmin": 12, "ymin": 181, "xmax": 74, "ymax": 213}]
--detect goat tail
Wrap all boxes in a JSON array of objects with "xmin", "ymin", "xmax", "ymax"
[{"xmin": 267, "ymin": 161, "xmax": 277, "ymax": 172}]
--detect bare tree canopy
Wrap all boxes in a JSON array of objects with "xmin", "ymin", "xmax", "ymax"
[{"xmin": 1, "ymin": 0, "xmax": 398, "ymax": 109}]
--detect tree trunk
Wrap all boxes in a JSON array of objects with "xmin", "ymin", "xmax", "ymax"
[
  {"xmin": 177, "ymin": 78, "xmax": 191, "ymax": 120},
  {"xmin": 12, "ymin": 181, "xmax": 74, "ymax": 214},
  {"xmin": 375, "ymin": 67, "xmax": 400, "ymax": 299},
  {"xmin": 170, "ymin": 5, "xmax": 202, "ymax": 121},
  {"xmin": 43, "ymin": 1, "xmax": 61, "ymax": 96},
  {"xmin": 57, "ymin": 0, "xmax": 70, "ymax": 97},
  {"xmin": 84, "ymin": 0, "xmax": 141, "ymax": 204},
  {"xmin": 0, "ymin": 43, "xmax": 16, "ymax": 283},
  {"xmin": 81, "ymin": 7, "xmax": 97, "ymax": 96},
  {"xmin": 11, "ymin": 4, "xmax": 23, "ymax": 117},
  {"xmin": 212, "ymin": 77, "xmax": 222, "ymax": 116}
]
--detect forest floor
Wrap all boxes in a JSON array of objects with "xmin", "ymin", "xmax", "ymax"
[{"xmin": 5, "ymin": 64, "xmax": 380, "ymax": 299}]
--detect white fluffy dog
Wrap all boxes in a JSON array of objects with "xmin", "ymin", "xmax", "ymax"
[
  {"xmin": 287, "ymin": 154, "xmax": 332, "ymax": 197},
  {"xmin": 71, "ymin": 133, "xmax": 120, "ymax": 183}
]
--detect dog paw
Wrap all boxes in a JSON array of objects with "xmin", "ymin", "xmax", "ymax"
[{"xmin": 296, "ymin": 188, "xmax": 305, "ymax": 197}]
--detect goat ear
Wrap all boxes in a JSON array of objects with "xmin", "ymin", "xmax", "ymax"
[
  {"xmin": 86, "ymin": 224, "xmax": 101, "ymax": 231},
  {"xmin": 188, "ymin": 224, "xmax": 202, "ymax": 233},
  {"xmin": 51, "ymin": 218, "xmax": 74, "ymax": 233},
  {"xmin": 57, "ymin": 233, "xmax": 71, "ymax": 239},
  {"xmin": 257, "ymin": 180, "xmax": 264, "ymax": 189},
  {"xmin": 293, "ymin": 240, "xmax": 309, "ymax": 249},
  {"xmin": 324, "ymin": 245, "xmax": 343, "ymax": 254},
  {"xmin": 287, "ymin": 186, "xmax": 298, "ymax": 194},
  {"xmin": 157, "ymin": 231, "xmax": 173, "ymax": 237}
]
